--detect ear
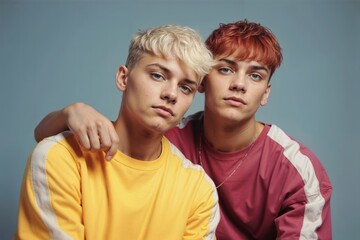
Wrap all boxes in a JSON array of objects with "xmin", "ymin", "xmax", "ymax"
[
  {"xmin": 197, "ymin": 78, "xmax": 207, "ymax": 93},
  {"xmin": 115, "ymin": 65, "xmax": 129, "ymax": 92},
  {"xmin": 260, "ymin": 83, "xmax": 271, "ymax": 106}
]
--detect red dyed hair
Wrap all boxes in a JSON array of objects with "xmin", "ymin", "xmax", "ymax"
[{"xmin": 206, "ymin": 19, "xmax": 283, "ymax": 78}]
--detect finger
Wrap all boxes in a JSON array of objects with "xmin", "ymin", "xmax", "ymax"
[
  {"xmin": 105, "ymin": 128, "xmax": 120, "ymax": 161},
  {"xmin": 105, "ymin": 145, "xmax": 117, "ymax": 161},
  {"xmin": 87, "ymin": 125, "xmax": 101, "ymax": 151},
  {"xmin": 98, "ymin": 127, "xmax": 112, "ymax": 151},
  {"xmin": 71, "ymin": 126, "xmax": 91, "ymax": 150}
]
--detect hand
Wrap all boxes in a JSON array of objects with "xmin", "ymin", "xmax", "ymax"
[{"xmin": 63, "ymin": 102, "xmax": 119, "ymax": 160}]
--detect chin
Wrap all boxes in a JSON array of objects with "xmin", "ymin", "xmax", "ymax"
[
  {"xmin": 149, "ymin": 122, "xmax": 172, "ymax": 134},
  {"xmin": 219, "ymin": 108, "xmax": 241, "ymax": 118}
]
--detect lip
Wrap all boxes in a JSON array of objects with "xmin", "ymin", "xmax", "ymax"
[
  {"xmin": 224, "ymin": 96, "xmax": 247, "ymax": 106},
  {"xmin": 152, "ymin": 105, "xmax": 174, "ymax": 118}
]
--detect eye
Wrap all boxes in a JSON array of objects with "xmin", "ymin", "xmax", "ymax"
[
  {"xmin": 151, "ymin": 72, "xmax": 165, "ymax": 81},
  {"xmin": 179, "ymin": 85, "xmax": 194, "ymax": 95},
  {"xmin": 249, "ymin": 73, "xmax": 262, "ymax": 81},
  {"xmin": 218, "ymin": 67, "xmax": 234, "ymax": 75}
]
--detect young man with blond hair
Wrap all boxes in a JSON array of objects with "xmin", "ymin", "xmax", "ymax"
[{"xmin": 15, "ymin": 24, "xmax": 220, "ymax": 240}]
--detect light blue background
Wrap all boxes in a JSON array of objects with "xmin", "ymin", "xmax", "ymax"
[{"xmin": 1, "ymin": 0, "xmax": 359, "ymax": 239}]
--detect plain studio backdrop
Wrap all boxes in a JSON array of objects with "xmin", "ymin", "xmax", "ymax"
[{"xmin": 1, "ymin": 0, "xmax": 359, "ymax": 239}]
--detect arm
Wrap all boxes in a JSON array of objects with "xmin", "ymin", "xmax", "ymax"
[
  {"xmin": 184, "ymin": 180, "xmax": 220, "ymax": 240},
  {"xmin": 34, "ymin": 102, "xmax": 119, "ymax": 160},
  {"xmin": 276, "ymin": 152, "xmax": 333, "ymax": 239},
  {"xmin": 276, "ymin": 185, "xmax": 332, "ymax": 239},
  {"xmin": 15, "ymin": 137, "xmax": 84, "ymax": 239},
  {"xmin": 34, "ymin": 108, "xmax": 68, "ymax": 142}
]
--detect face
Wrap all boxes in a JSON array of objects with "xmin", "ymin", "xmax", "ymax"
[
  {"xmin": 116, "ymin": 53, "xmax": 199, "ymax": 134},
  {"xmin": 199, "ymin": 54, "xmax": 271, "ymax": 124}
]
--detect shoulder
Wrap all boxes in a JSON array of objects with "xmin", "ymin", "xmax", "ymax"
[
  {"xmin": 266, "ymin": 124, "xmax": 319, "ymax": 163},
  {"xmin": 34, "ymin": 131, "xmax": 73, "ymax": 154},
  {"xmin": 31, "ymin": 131, "xmax": 83, "ymax": 166},
  {"xmin": 164, "ymin": 137, "xmax": 216, "ymax": 187},
  {"xmin": 165, "ymin": 111, "xmax": 202, "ymax": 145},
  {"xmin": 265, "ymin": 124, "xmax": 332, "ymax": 189},
  {"xmin": 164, "ymin": 137, "xmax": 202, "ymax": 171}
]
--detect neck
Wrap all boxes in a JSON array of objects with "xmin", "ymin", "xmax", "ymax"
[
  {"xmin": 114, "ymin": 117, "xmax": 163, "ymax": 161},
  {"xmin": 202, "ymin": 113, "xmax": 262, "ymax": 152}
]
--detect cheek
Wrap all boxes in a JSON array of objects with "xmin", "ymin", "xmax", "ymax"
[
  {"xmin": 136, "ymin": 83, "xmax": 156, "ymax": 97},
  {"xmin": 176, "ymin": 95, "xmax": 194, "ymax": 113},
  {"xmin": 205, "ymin": 82, "xmax": 222, "ymax": 98},
  {"xmin": 182, "ymin": 96, "xmax": 194, "ymax": 109}
]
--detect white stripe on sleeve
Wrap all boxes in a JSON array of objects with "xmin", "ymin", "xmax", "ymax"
[
  {"xmin": 268, "ymin": 125, "xmax": 324, "ymax": 240},
  {"xmin": 30, "ymin": 132, "xmax": 73, "ymax": 240}
]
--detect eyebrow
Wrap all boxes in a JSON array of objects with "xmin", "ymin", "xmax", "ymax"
[
  {"xmin": 183, "ymin": 78, "xmax": 199, "ymax": 88},
  {"xmin": 218, "ymin": 58, "xmax": 237, "ymax": 67},
  {"xmin": 250, "ymin": 65, "xmax": 269, "ymax": 73},
  {"xmin": 146, "ymin": 63, "xmax": 199, "ymax": 88},
  {"xmin": 218, "ymin": 58, "xmax": 269, "ymax": 73},
  {"xmin": 147, "ymin": 63, "xmax": 171, "ymax": 74}
]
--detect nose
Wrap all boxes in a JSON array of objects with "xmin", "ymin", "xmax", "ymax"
[
  {"xmin": 161, "ymin": 83, "xmax": 178, "ymax": 104},
  {"xmin": 229, "ymin": 74, "xmax": 246, "ymax": 92}
]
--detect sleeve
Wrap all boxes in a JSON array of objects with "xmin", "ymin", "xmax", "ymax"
[
  {"xmin": 275, "ymin": 149, "xmax": 333, "ymax": 240},
  {"xmin": 15, "ymin": 138, "xmax": 84, "ymax": 240},
  {"xmin": 183, "ymin": 176, "xmax": 220, "ymax": 240}
]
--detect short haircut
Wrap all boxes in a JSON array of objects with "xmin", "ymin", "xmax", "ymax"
[
  {"xmin": 206, "ymin": 19, "xmax": 283, "ymax": 78},
  {"xmin": 126, "ymin": 25, "xmax": 215, "ymax": 81}
]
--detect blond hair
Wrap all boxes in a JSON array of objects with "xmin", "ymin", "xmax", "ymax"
[{"xmin": 126, "ymin": 25, "xmax": 214, "ymax": 81}]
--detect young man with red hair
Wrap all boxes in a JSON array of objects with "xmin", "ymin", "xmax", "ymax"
[{"xmin": 34, "ymin": 20, "xmax": 332, "ymax": 239}]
